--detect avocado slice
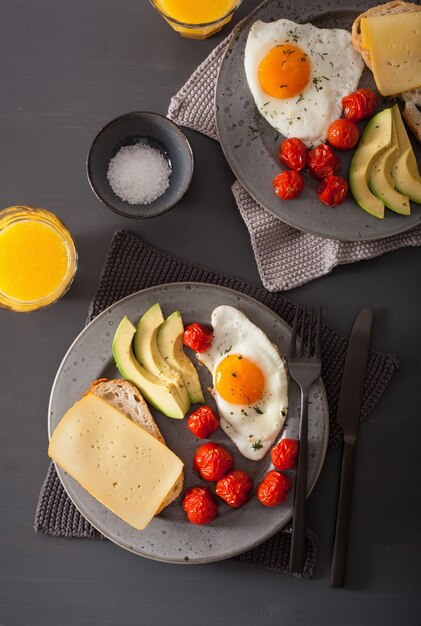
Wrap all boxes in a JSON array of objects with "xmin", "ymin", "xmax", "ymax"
[
  {"xmin": 369, "ymin": 118, "xmax": 410, "ymax": 215},
  {"xmin": 391, "ymin": 105, "xmax": 421, "ymax": 204},
  {"xmin": 157, "ymin": 311, "xmax": 205, "ymax": 405},
  {"xmin": 134, "ymin": 304, "xmax": 190, "ymax": 414},
  {"xmin": 349, "ymin": 108, "xmax": 393, "ymax": 219},
  {"xmin": 112, "ymin": 316, "xmax": 188, "ymax": 419}
]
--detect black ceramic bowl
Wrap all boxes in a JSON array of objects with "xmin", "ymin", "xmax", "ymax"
[{"xmin": 87, "ymin": 112, "xmax": 194, "ymax": 218}]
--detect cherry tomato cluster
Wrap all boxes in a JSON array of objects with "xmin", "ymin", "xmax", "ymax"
[
  {"xmin": 272, "ymin": 88, "xmax": 377, "ymax": 208},
  {"xmin": 256, "ymin": 438, "xmax": 298, "ymax": 507},
  {"xmin": 183, "ymin": 441, "xmax": 253, "ymax": 525},
  {"xmin": 182, "ymin": 436, "xmax": 300, "ymax": 523}
]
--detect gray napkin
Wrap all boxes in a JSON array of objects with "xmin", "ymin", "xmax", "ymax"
[{"xmin": 167, "ymin": 34, "xmax": 421, "ymax": 292}]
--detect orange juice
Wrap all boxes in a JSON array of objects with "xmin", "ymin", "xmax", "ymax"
[
  {"xmin": 152, "ymin": 0, "xmax": 241, "ymax": 39},
  {"xmin": 157, "ymin": 0, "xmax": 236, "ymax": 24},
  {"xmin": 0, "ymin": 207, "xmax": 77, "ymax": 312}
]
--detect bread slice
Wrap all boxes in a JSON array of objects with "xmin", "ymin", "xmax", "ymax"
[
  {"xmin": 400, "ymin": 89, "xmax": 421, "ymax": 144},
  {"xmin": 351, "ymin": 1, "xmax": 421, "ymax": 71},
  {"xmin": 87, "ymin": 378, "xmax": 183, "ymax": 513}
]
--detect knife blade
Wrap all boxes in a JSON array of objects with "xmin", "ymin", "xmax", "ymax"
[{"xmin": 330, "ymin": 307, "xmax": 373, "ymax": 588}]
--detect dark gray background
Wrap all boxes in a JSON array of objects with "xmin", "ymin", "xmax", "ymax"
[{"xmin": 0, "ymin": 1, "xmax": 419, "ymax": 624}]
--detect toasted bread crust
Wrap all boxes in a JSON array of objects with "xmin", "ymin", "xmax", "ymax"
[
  {"xmin": 87, "ymin": 378, "xmax": 184, "ymax": 512},
  {"xmin": 400, "ymin": 90, "xmax": 421, "ymax": 144},
  {"xmin": 352, "ymin": 1, "xmax": 421, "ymax": 70}
]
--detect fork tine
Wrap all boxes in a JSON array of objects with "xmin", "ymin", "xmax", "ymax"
[
  {"xmin": 315, "ymin": 306, "xmax": 322, "ymax": 359},
  {"xmin": 306, "ymin": 306, "xmax": 314, "ymax": 357},
  {"xmin": 289, "ymin": 305, "xmax": 299, "ymax": 358},
  {"xmin": 299, "ymin": 306, "xmax": 306, "ymax": 358}
]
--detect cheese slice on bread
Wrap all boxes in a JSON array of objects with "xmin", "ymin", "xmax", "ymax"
[
  {"xmin": 352, "ymin": 1, "xmax": 421, "ymax": 142},
  {"xmin": 49, "ymin": 381, "xmax": 184, "ymax": 530},
  {"xmin": 352, "ymin": 1, "xmax": 421, "ymax": 73},
  {"xmin": 88, "ymin": 378, "xmax": 183, "ymax": 511}
]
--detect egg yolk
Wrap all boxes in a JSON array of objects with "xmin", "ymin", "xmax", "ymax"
[
  {"xmin": 215, "ymin": 354, "xmax": 265, "ymax": 405},
  {"xmin": 258, "ymin": 44, "xmax": 311, "ymax": 99}
]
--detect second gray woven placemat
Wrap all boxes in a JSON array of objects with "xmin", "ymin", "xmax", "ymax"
[{"xmin": 35, "ymin": 231, "xmax": 399, "ymax": 577}]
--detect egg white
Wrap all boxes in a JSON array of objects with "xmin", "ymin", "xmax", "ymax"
[
  {"xmin": 244, "ymin": 19, "xmax": 365, "ymax": 146},
  {"xmin": 197, "ymin": 306, "xmax": 288, "ymax": 461}
]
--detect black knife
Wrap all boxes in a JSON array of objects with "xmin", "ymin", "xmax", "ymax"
[{"xmin": 330, "ymin": 307, "xmax": 373, "ymax": 588}]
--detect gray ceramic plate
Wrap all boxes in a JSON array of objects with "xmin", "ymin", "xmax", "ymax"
[
  {"xmin": 49, "ymin": 283, "xmax": 329, "ymax": 564},
  {"xmin": 215, "ymin": 0, "xmax": 421, "ymax": 241}
]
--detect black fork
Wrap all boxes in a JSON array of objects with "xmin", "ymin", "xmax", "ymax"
[{"xmin": 288, "ymin": 305, "xmax": 322, "ymax": 574}]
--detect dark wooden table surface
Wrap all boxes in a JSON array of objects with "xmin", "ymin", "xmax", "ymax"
[{"xmin": 1, "ymin": 1, "xmax": 420, "ymax": 624}]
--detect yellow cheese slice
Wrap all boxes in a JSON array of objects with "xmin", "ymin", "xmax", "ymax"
[
  {"xmin": 48, "ymin": 394, "xmax": 184, "ymax": 530},
  {"xmin": 362, "ymin": 13, "xmax": 421, "ymax": 96},
  {"xmin": 360, "ymin": 17, "xmax": 369, "ymax": 49}
]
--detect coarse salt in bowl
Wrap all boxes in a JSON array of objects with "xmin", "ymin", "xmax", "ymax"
[
  {"xmin": 87, "ymin": 112, "xmax": 194, "ymax": 218},
  {"xmin": 107, "ymin": 142, "xmax": 172, "ymax": 205}
]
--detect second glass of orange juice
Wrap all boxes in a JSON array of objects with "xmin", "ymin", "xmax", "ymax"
[
  {"xmin": 0, "ymin": 206, "xmax": 77, "ymax": 312},
  {"xmin": 150, "ymin": 0, "xmax": 242, "ymax": 39}
]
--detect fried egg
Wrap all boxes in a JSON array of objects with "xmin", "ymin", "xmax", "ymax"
[
  {"xmin": 244, "ymin": 19, "xmax": 365, "ymax": 146},
  {"xmin": 197, "ymin": 306, "xmax": 288, "ymax": 461}
]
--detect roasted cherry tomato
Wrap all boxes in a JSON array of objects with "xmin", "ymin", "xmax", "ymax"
[
  {"xmin": 257, "ymin": 470, "xmax": 292, "ymax": 507},
  {"xmin": 317, "ymin": 175, "xmax": 348, "ymax": 207},
  {"xmin": 279, "ymin": 137, "xmax": 308, "ymax": 171},
  {"xmin": 327, "ymin": 119, "xmax": 359, "ymax": 150},
  {"xmin": 216, "ymin": 470, "xmax": 253, "ymax": 509},
  {"xmin": 271, "ymin": 439, "xmax": 299, "ymax": 471},
  {"xmin": 193, "ymin": 442, "xmax": 234, "ymax": 482},
  {"xmin": 187, "ymin": 406, "xmax": 219, "ymax": 439},
  {"xmin": 183, "ymin": 323, "xmax": 213, "ymax": 352},
  {"xmin": 273, "ymin": 170, "xmax": 304, "ymax": 200},
  {"xmin": 342, "ymin": 88, "xmax": 377, "ymax": 122},
  {"xmin": 182, "ymin": 486, "xmax": 218, "ymax": 525},
  {"xmin": 307, "ymin": 144, "xmax": 340, "ymax": 180}
]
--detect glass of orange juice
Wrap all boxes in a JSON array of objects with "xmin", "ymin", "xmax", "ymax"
[
  {"xmin": 0, "ymin": 206, "xmax": 77, "ymax": 312},
  {"xmin": 150, "ymin": 0, "xmax": 243, "ymax": 39}
]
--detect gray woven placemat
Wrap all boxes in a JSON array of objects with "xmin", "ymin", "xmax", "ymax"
[
  {"xmin": 167, "ymin": 30, "xmax": 421, "ymax": 292},
  {"xmin": 35, "ymin": 231, "xmax": 399, "ymax": 578}
]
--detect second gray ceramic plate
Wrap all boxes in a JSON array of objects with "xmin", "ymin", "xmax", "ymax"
[
  {"xmin": 49, "ymin": 283, "xmax": 329, "ymax": 564},
  {"xmin": 215, "ymin": 0, "xmax": 421, "ymax": 241}
]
